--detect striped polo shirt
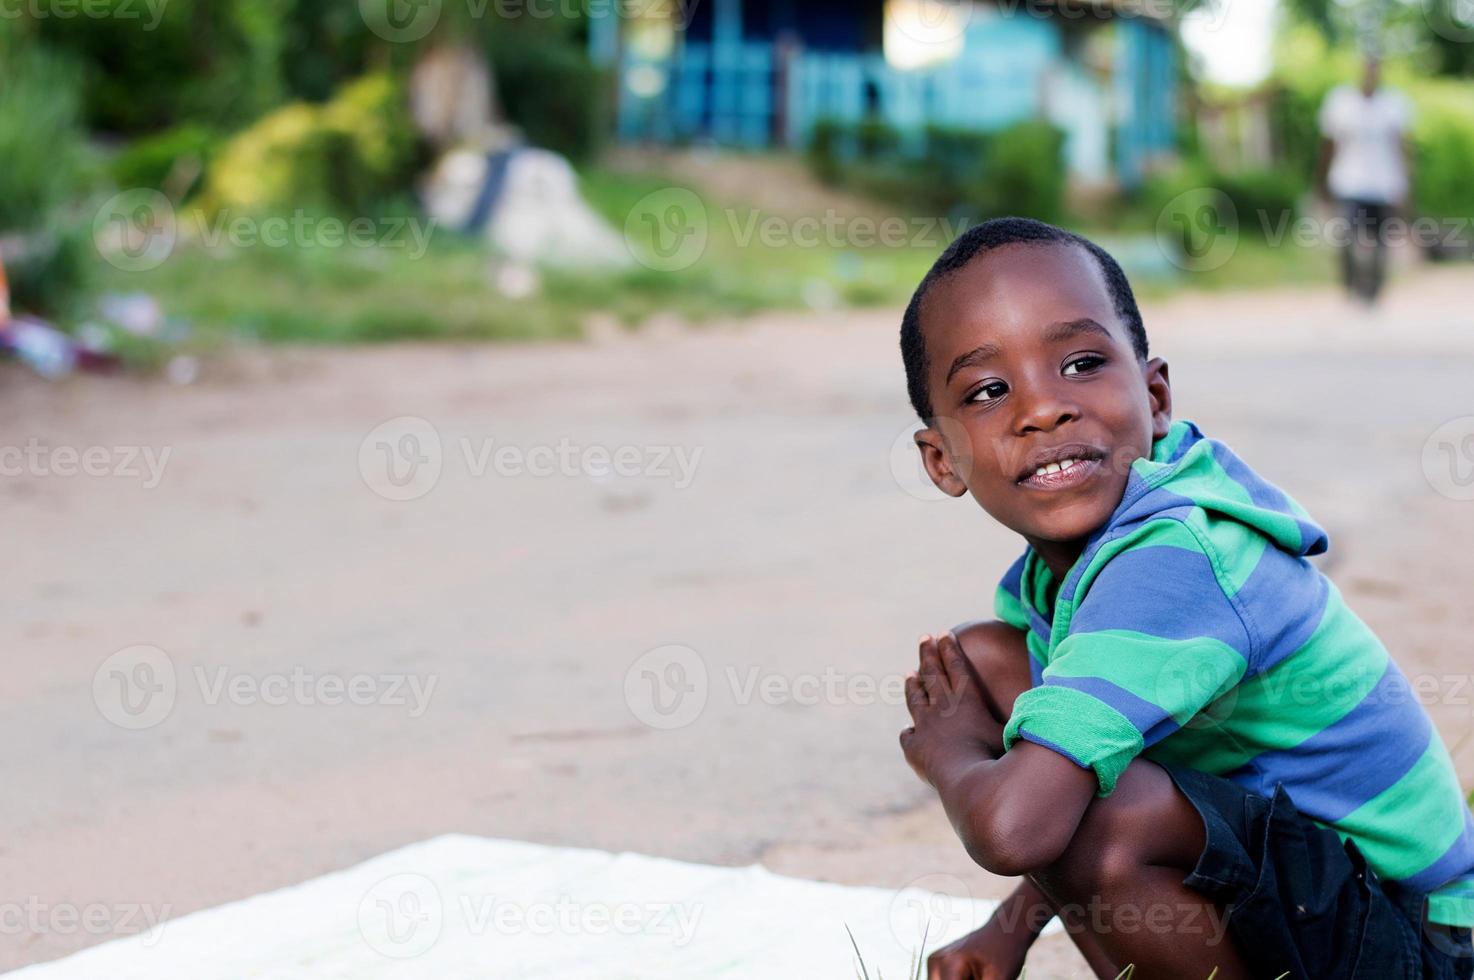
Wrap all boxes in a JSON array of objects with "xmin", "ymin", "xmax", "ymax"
[{"xmin": 998, "ymin": 420, "xmax": 1474, "ymax": 926}]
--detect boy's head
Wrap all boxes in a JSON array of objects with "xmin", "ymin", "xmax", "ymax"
[{"xmin": 901, "ymin": 217, "xmax": 1172, "ymax": 550}]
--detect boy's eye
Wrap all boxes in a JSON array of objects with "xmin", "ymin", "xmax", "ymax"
[
  {"xmin": 968, "ymin": 380, "xmax": 1009, "ymax": 403},
  {"xmin": 1063, "ymin": 355, "xmax": 1106, "ymax": 377}
]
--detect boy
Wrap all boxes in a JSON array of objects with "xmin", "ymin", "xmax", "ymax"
[{"xmin": 895, "ymin": 217, "xmax": 1474, "ymax": 979}]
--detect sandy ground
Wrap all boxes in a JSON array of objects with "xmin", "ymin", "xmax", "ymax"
[{"xmin": 4, "ymin": 268, "xmax": 1474, "ymax": 975}]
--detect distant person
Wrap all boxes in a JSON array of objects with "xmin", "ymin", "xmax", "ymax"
[{"xmin": 1316, "ymin": 56, "xmax": 1414, "ymax": 304}]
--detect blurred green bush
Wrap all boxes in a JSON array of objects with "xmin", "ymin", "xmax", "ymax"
[
  {"xmin": 199, "ymin": 73, "xmax": 418, "ymax": 216},
  {"xmin": 804, "ymin": 118, "xmax": 1066, "ymax": 223},
  {"xmin": 1408, "ymin": 81, "xmax": 1474, "ymax": 226},
  {"xmin": 486, "ymin": 28, "xmax": 608, "ymax": 164},
  {"xmin": 109, "ymin": 124, "xmax": 217, "ymax": 196},
  {"xmin": 0, "ymin": 35, "xmax": 94, "ymax": 316}
]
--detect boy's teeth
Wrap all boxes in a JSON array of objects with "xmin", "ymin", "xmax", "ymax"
[{"xmin": 1034, "ymin": 458, "xmax": 1080, "ymax": 478}]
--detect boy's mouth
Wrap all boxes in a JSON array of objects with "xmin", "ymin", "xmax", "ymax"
[{"xmin": 1015, "ymin": 444, "xmax": 1108, "ymax": 491}]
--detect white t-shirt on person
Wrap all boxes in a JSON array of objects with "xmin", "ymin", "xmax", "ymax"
[{"xmin": 1317, "ymin": 84, "xmax": 1413, "ymax": 204}]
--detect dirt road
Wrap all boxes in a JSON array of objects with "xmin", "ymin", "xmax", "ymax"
[{"xmin": 4, "ymin": 269, "xmax": 1474, "ymax": 974}]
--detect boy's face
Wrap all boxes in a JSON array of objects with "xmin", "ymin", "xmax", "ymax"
[{"xmin": 914, "ymin": 242, "xmax": 1172, "ymax": 552}]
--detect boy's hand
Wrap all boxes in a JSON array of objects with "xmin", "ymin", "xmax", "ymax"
[
  {"xmin": 900, "ymin": 633, "xmax": 1005, "ymax": 788},
  {"xmin": 925, "ymin": 923, "xmax": 1030, "ymax": 980},
  {"xmin": 926, "ymin": 880, "xmax": 1054, "ymax": 980}
]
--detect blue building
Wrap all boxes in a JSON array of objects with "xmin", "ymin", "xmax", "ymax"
[{"xmin": 588, "ymin": 0, "xmax": 1178, "ymax": 188}]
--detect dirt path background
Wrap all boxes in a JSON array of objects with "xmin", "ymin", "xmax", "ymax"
[{"xmin": 4, "ymin": 269, "xmax": 1473, "ymax": 974}]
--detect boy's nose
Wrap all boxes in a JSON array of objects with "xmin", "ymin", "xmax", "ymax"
[{"xmin": 1013, "ymin": 387, "xmax": 1082, "ymax": 435}]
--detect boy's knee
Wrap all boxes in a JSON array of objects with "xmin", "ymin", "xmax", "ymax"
[
  {"xmin": 950, "ymin": 620, "xmax": 1031, "ymax": 717},
  {"xmin": 1034, "ymin": 761, "xmax": 1200, "ymax": 898}
]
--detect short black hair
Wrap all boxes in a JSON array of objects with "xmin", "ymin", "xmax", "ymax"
[{"xmin": 900, "ymin": 217, "xmax": 1148, "ymax": 421}]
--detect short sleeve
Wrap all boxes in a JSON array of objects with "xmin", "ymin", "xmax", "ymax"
[{"xmin": 1002, "ymin": 520, "xmax": 1254, "ymax": 795}]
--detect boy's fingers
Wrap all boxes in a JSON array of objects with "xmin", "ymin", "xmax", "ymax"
[
  {"xmin": 937, "ymin": 632, "xmax": 968, "ymax": 689},
  {"xmin": 918, "ymin": 634, "xmax": 945, "ymax": 701},
  {"xmin": 905, "ymin": 673, "xmax": 927, "ymax": 713},
  {"xmin": 926, "ymin": 951, "xmax": 965, "ymax": 980}
]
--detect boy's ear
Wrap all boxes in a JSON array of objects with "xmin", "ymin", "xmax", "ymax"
[
  {"xmin": 1145, "ymin": 357, "xmax": 1173, "ymax": 440},
  {"xmin": 914, "ymin": 425, "xmax": 970, "ymax": 498}
]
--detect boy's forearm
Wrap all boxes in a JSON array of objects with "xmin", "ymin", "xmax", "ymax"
[
  {"xmin": 995, "ymin": 877, "xmax": 1055, "ymax": 941},
  {"xmin": 931, "ymin": 743, "xmax": 1095, "ymax": 877}
]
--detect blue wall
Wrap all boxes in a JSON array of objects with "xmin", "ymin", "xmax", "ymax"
[{"xmin": 603, "ymin": 1, "xmax": 1176, "ymax": 185}]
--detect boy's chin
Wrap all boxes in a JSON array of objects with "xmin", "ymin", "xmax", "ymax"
[{"xmin": 1009, "ymin": 505, "xmax": 1114, "ymax": 549}]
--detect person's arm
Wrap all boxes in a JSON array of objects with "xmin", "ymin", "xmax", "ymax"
[
  {"xmin": 1315, "ymin": 89, "xmax": 1340, "ymax": 203},
  {"xmin": 1315, "ymin": 135, "xmax": 1335, "ymax": 203}
]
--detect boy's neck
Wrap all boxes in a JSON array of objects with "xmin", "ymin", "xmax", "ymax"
[{"xmin": 1027, "ymin": 536, "xmax": 1089, "ymax": 584}]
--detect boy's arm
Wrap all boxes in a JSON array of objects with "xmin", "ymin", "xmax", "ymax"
[{"xmin": 902, "ymin": 634, "xmax": 1098, "ymax": 876}]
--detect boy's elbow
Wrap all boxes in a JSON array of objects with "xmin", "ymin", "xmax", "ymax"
[{"xmin": 958, "ymin": 795, "xmax": 1072, "ymax": 877}]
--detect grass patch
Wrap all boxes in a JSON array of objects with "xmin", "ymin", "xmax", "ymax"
[{"xmin": 90, "ymin": 164, "xmax": 1336, "ymax": 350}]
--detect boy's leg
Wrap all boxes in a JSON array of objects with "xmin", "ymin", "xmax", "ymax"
[
  {"xmin": 1028, "ymin": 759, "xmax": 1250, "ymax": 979},
  {"xmin": 948, "ymin": 622, "xmax": 1120, "ymax": 976}
]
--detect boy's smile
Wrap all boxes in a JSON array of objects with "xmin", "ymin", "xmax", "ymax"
[{"xmin": 913, "ymin": 242, "xmax": 1172, "ymax": 578}]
